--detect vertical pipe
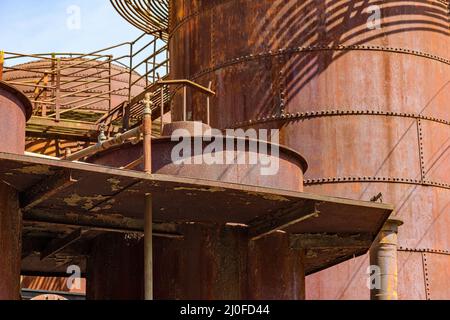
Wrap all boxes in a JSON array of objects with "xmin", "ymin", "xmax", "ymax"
[
  {"xmin": 143, "ymin": 92, "xmax": 153, "ymax": 300},
  {"xmin": 51, "ymin": 53, "xmax": 56, "ymax": 103},
  {"xmin": 128, "ymin": 44, "xmax": 133, "ymax": 104},
  {"xmin": 143, "ymin": 92, "xmax": 153, "ymax": 174},
  {"xmin": 146, "ymin": 61, "xmax": 149, "ymax": 87},
  {"xmin": 370, "ymin": 219, "xmax": 403, "ymax": 300}
]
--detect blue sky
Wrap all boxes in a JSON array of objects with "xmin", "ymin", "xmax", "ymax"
[{"xmin": 0, "ymin": 0, "xmax": 142, "ymax": 55}]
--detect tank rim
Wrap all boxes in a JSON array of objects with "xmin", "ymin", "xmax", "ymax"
[
  {"xmin": 0, "ymin": 81, "xmax": 33, "ymax": 121},
  {"xmin": 88, "ymin": 135, "xmax": 309, "ymax": 174}
]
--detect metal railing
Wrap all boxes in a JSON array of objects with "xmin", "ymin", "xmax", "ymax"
[{"xmin": 0, "ymin": 33, "xmax": 169, "ymax": 140}]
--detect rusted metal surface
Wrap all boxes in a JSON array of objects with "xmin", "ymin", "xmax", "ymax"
[
  {"xmin": 422, "ymin": 252, "xmax": 450, "ymax": 300},
  {"xmin": 89, "ymin": 223, "xmax": 306, "ymax": 300},
  {"xmin": 88, "ymin": 224, "xmax": 249, "ymax": 300},
  {"xmin": 249, "ymin": 232, "xmax": 306, "ymax": 300},
  {"xmin": 3, "ymin": 58, "xmax": 145, "ymax": 114},
  {"xmin": 88, "ymin": 135, "xmax": 307, "ymax": 192},
  {"xmin": 87, "ymin": 233, "xmax": 144, "ymax": 300},
  {"xmin": 0, "ymin": 183, "xmax": 22, "ymax": 300},
  {"xmin": 168, "ymin": 0, "xmax": 450, "ymax": 299},
  {"xmin": 0, "ymin": 152, "xmax": 392, "ymax": 277},
  {"xmin": 0, "ymin": 81, "xmax": 32, "ymax": 154}
]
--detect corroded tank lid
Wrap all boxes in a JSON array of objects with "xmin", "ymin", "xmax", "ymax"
[
  {"xmin": 160, "ymin": 121, "xmax": 308, "ymax": 173},
  {"xmin": 0, "ymin": 81, "xmax": 33, "ymax": 121}
]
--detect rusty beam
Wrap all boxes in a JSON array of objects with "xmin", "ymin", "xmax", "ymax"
[
  {"xmin": 40, "ymin": 228, "xmax": 85, "ymax": 261},
  {"xmin": 20, "ymin": 170, "xmax": 77, "ymax": 212},
  {"xmin": 248, "ymin": 201, "xmax": 320, "ymax": 241},
  {"xmin": 290, "ymin": 233, "xmax": 373, "ymax": 249},
  {"xmin": 23, "ymin": 217, "xmax": 183, "ymax": 239}
]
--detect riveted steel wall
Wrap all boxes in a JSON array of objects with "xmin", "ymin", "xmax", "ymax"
[{"xmin": 169, "ymin": 0, "xmax": 450, "ymax": 300}]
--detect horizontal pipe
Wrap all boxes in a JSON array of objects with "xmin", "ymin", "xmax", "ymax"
[{"xmin": 64, "ymin": 125, "xmax": 143, "ymax": 161}]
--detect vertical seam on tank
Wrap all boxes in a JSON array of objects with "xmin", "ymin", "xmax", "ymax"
[
  {"xmin": 422, "ymin": 253, "xmax": 431, "ymax": 300},
  {"xmin": 416, "ymin": 119, "xmax": 426, "ymax": 183},
  {"xmin": 211, "ymin": 4, "xmax": 216, "ymax": 68}
]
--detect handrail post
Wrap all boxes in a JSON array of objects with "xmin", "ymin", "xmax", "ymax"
[
  {"xmin": 123, "ymin": 43, "xmax": 134, "ymax": 130},
  {"xmin": 145, "ymin": 60, "xmax": 149, "ymax": 87},
  {"xmin": 34, "ymin": 79, "xmax": 40, "ymax": 112},
  {"xmin": 0, "ymin": 51, "xmax": 4, "ymax": 81},
  {"xmin": 55, "ymin": 58, "xmax": 61, "ymax": 122},
  {"xmin": 153, "ymin": 39, "xmax": 157, "ymax": 83},
  {"xmin": 160, "ymin": 85, "xmax": 165, "ymax": 134},
  {"xmin": 128, "ymin": 43, "xmax": 133, "ymax": 103},
  {"xmin": 51, "ymin": 53, "xmax": 56, "ymax": 103},
  {"xmin": 42, "ymin": 72, "xmax": 49, "ymax": 117},
  {"xmin": 108, "ymin": 55, "xmax": 113, "ymax": 112}
]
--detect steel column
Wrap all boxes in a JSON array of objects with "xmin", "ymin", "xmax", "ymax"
[
  {"xmin": 370, "ymin": 219, "xmax": 404, "ymax": 300},
  {"xmin": 143, "ymin": 92, "xmax": 153, "ymax": 300},
  {"xmin": 0, "ymin": 183, "xmax": 22, "ymax": 300}
]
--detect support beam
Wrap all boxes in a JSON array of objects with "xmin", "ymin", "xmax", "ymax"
[
  {"xmin": 0, "ymin": 183, "xmax": 22, "ymax": 300},
  {"xmin": 248, "ymin": 201, "xmax": 320, "ymax": 241},
  {"xmin": 248, "ymin": 231, "xmax": 306, "ymax": 300},
  {"xmin": 40, "ymin": 228, "xmax": 85, "ymax": 261},
  {"xmin": 370, "ymin": 219, "xmax": 403, "ymax": 300},
  {"xmin": 21, "ymin": 170, "xmax": 77, "ymax": 212},
  {"xmin": 23, "ymin": 219, "xmax": 184, "ymax": 239},
  {"xmin": 290, "ymin": 233, "xmax": 373, "ymax": 249}
]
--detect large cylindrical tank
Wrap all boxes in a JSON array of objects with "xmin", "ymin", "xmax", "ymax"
[
  {"xmin": 88, "ymin": 122, "xmax": 307, "ymax": 192},
  {"xmin": 169, "ymin": 0, "xmax": 450, "ymax": 300},
  {"xmin": 0, "ymin": 81, "xmax": 32, "ymax": 300}
]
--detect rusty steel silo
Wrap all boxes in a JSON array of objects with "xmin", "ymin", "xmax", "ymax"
[{"xmin": 168, "ymin": 0, "xmax": 450, "ymax": 300}]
